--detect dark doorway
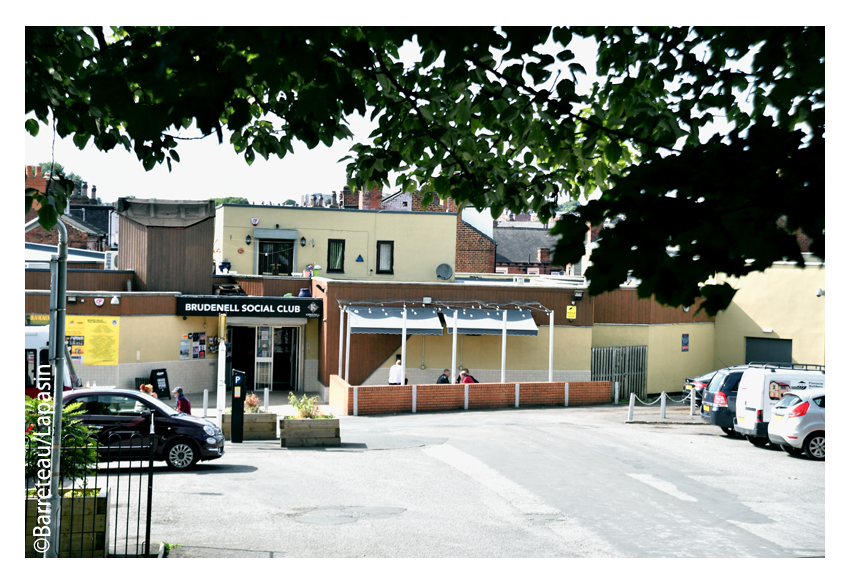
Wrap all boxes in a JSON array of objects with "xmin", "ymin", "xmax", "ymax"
[
  {"xmin": 745, "ymin": 337, "xmax": 793, "ymax": 364},
  {"xmin": 230, "ymin": 326, "xmax": 256, "ymax": 390},
  {"xmin": 273, "ymin": 327, "xmax": 298, "ymax": 391}
]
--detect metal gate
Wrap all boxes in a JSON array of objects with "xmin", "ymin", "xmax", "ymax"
[
  {"xmin": 591, "ymin": 345, "xmax": 648, "ymax": 400},
  {"xmin": 25, "ymin": 430, "xmax": 156, "ymax": 558}
]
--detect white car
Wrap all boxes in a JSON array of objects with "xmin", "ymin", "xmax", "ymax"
[{"xmin": 767, "ymin": 388, "xmax": 825, "ymax": 460}]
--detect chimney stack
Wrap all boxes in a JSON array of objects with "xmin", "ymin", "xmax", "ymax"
[
  {"xmin": 91, "ymin": 185, "xmax": 97, "ymax": 203},
  {"xmin": 537, "ymin": 247, "xmax": 550, "ymax": 264},
  {"xmin": 358, "ymin": 184, "xmax": 383, "ymax": 210}
]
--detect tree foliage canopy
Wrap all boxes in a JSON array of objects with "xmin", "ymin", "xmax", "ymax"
[{"xmin": 25, "ymin": 26, "xmax": 824, "ymax": 314}]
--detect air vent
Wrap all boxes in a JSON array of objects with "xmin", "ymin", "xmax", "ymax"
[{"xmin": 436, "ymin": 263, "xmax": 453, "ymax": 280}]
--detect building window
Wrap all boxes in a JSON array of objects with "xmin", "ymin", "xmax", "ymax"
[
  {"xmin": 258, "ymin": 240, "xmax": 294, "ymax": 276},
  {"xmin": 327, "ymin": 239, "xmax": 345, "ymax": 273},
  {"xmin": 527, "ymin": 267, "xmax": 540, "ymax": 275},
  {"xmin": 376, "ymin": 241, "xmax": 394, "ymax": 274}
]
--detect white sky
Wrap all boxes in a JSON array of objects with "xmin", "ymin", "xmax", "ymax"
[{"xmin": 23, "ymin": 32, "xmax": 603, "ymax": 206}]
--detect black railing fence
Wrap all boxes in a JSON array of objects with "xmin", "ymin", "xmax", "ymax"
[{"xmin": 25, "ymin": 430, "xmax": 156, "ymax": 558}]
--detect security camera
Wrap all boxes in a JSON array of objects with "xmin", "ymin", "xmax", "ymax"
[{"xmin": 815, "ymin": 288, "xmax": 825, "ymax": 297}]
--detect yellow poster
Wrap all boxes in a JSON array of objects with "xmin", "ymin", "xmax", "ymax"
[
  {"xmin": 566, "ymin": 305, "xmax": 577, "ymax": 320},
  {"xmin": 64, "ymin": 316, "xmax": 120, "ymax": 365}
]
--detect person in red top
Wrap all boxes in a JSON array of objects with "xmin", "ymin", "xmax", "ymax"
[
  {"xmin": 461, "ymin": 370, "xmax": 478, "ymax": 384},
  {"xmin": 172, "ymin": 386, "xmax": 191, "ymax": 414}
]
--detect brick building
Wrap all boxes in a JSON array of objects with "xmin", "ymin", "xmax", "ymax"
[{"xmin": 24, "ymin": 165, "xmax": 109, "ymax": 251}]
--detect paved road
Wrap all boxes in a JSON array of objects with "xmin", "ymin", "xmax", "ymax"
[{"xmin": 155, "ymin": 404, "xmax": 824, "ymax": 558}]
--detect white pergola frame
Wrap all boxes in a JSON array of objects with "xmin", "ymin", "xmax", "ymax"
[{"xmin": 337, "ymin": 299, "xmax": 556, "ymax": 384}]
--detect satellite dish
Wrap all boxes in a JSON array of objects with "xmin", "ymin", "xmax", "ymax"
[{"xmin": 436, "ymin": 263, "xmax": 453, "ymax": 280}]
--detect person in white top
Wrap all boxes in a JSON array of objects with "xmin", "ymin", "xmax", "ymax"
[{"xmin": 388, "ymin": 357, "xmax": 404, "ymax": 385}]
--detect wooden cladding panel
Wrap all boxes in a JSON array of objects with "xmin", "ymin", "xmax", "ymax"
[
  {"xmin": 25, "ymin": 294, "xmax": 176, "ymax": 316},
  {"xmin": 232, "ymin": 277, "xmax": 311, "ymax": 297},
  {"xmin": 592, "ymin": 289, "xmax": 713, "ymax": 324},
  {"xmin": 26, "ymin": 270, "xmax": 135, "ymax": 292},
  {"xmin": 118, "ymin": 217, "xmax": 214, "ymax": 295}
]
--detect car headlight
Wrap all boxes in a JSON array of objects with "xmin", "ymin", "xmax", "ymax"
[{"xmin": 203, "ymin": 425, "xmax": 216, "ymax": 436}]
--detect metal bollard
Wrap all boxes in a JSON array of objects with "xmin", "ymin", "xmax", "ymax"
[
  {"xmin": 614, "ymin": 381, "xmax": 619, "ymax": 404},
  {"xmin": 627, "ymin": 393, "xmax": 635, "ymax": 422},
  {"xmin": 203, "ymin": 389, "xmax": 209, "ymax": 418},
  {"xmin": 264, "ymin": 387, "xmax": 270, "ymax": 413},
  {"xmin": 689, "ymin": 388, "xmax": 695, "ymax": 416},
  {"xmin": 661, "ymin": 391, "xmax": 667, "ymax": 419}
]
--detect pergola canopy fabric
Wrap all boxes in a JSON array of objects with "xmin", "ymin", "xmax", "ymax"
[
  {"xmin": 446, "ymin": 309, "xmax": 538, "ymax": 337},
  {"xmin": 348, "ymin": 306, "xmax": 443, "ymax": 335}
]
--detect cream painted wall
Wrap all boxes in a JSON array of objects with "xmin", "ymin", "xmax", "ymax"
[
  {"xmin": 118, "ymin": 315, "xmax": 222, "ymax": 363},
  {"xmin": 713, "ymin": 263, "xmax": 825, "ymax": 368},
  {"xmin": 374, "ymin": 326, "xmax": 592, "ymax": 373},
  {"xmin": 592, "ymin": 323, "xmax": 715, "ymax": 394},
  {"xmin": 215, "ymin": 205, "xmax": 457, "ymax": 282}
]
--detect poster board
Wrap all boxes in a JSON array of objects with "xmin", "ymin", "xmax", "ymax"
[{"xmin": 150, "ymin": 369, "xmax": 171, "ymax": 400}]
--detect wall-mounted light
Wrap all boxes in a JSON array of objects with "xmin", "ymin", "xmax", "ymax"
[
  {"xmin": 300, "ymin": 237, "xmax": 306, "ymax": 247},
  {"xmin": 110, "ymin": 296, "xmax": 120, "ymax": 306},
  {"xmin": 245, "ymin": 235, "xmax": 252, "ymax": 245},
  {"xmin": 573, "ymin": 290, "xmax": 584, "ymax": 300},
  {"xmin": 762, "ymin": 327, "xmax": 773, "ymax": 334},
  {"xmin": 816, "ymin": 288, "xmax": 825, "ymax": 297},
  {"xmin": 311, "ymin": 238, "xmax": 315, "ymax": 247}
]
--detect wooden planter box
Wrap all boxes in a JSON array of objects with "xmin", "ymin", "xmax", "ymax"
[
  {"xmin": 222, "ymin": 412, "xmax": 278, "ymax": 440},
  {"xmin": 25, "ymin": 488, "xmax": 111, "ymax": 558},
  {"xmin": 279, "ymin": 418, "xmax": 340, "ymax": 447}
]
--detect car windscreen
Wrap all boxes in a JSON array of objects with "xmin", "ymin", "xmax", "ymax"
[{"xmin": 775, "ymin": 393, "xmax": 802, "ymax": 409}]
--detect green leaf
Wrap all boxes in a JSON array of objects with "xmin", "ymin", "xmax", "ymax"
[{"xmin": 25, "ymin": 119, "xmax": 39, "ymax": 137}]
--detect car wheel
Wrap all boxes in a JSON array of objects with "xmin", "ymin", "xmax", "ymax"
[
  {"xmin": 803, "ymin": 432, "xmax": 825, "ymax": 461},
  {"xmin": 165, "ymin": 439, "xmax": 199, "ymax": 470},
  {"xmin": 720, "ymin": 427, "xmax": 736, "ymax": 436},
  {"xmin": 780, "ymin": 444, "xmax": 802, "ymax": 456},
  {"xmin": 746, "ymin": 435, "xmax": 769, "ymax": 447}
]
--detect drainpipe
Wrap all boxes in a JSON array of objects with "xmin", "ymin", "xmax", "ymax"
[{"xmin": 46, "ymin": 219, "xmax": 68, "ymax": 558}]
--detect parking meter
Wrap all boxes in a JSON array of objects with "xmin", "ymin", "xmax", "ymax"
[{"xmin": 231, "ymin": 369, "xmax": 245, "ymax": 443}]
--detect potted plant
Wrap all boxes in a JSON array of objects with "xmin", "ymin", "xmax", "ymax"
[
  {"xmin": 25, "ymin": 397, "xmax": 111, "ymax": 557},
  {"xmin": 280, "ymin": 392, "xmax": 339, "ymax": 447},
  {"xmin": 221, "ymin": 393, "xmax": 277, "ymax": 440}
]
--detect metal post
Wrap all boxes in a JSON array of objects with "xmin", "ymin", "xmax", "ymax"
[
  {"xmin": 564, "ymin": 382, "xmax": 569, "ymax": 407},
  {"xmin": 353, "ymin": 387, "xmax": 358, "ymax": 416},
  {"xmin": 203, "ymin": 389, "xmax": 209, "ymax": 418},
  {"xmin": 689, "ymin": 388, "xmax": 695, "ymax": 416},
  {"xmin": 264, "ymin": 387, "xmax": 269, "ymax": 412},
  {"xmin": 500, "ymin": 309, "xmax": 508, "ymax": 383},
  {"xmin": 451, "ymin": 310, "xmax": 458, "ymax": 384},
  {"xmin": 412, "ymin": 385, "xmax": 417, "ymax": 413},
  {"xmin": 548, "ymin": 310, "xmax": 554, "ymax": 382},
  {"xmin": 338, "ymin": 306, "xmax": 345, "ymax": 376},
  {"xmin": 515, "ymin": 383, "xmax": 520, "ymax": 408},
  {"xmin": 401, "ymin": 306, "xmax": 407, "ymax": 385},
  {"xmin": 464, "ymin": 384, "xmax": 469, "ymax": 410},
  {"xmin": 46, "ymin": 220, "xmax": 68, "ymax": 558},
  {"xmin": 216, "ymin": 314, "xmax": 227, "ymax": 417},
  {"xmin": 614, "ymin": 381, "xmax": 619, "ymax": 404},
  {"xmin": 627, "ymin": 392, "xmax": 635, "ymax": 422},
  {"xmin": 661, "ymin": 391, "xmax": 667, "ymax": 419},
  {"xmin": 344, "ymin": 311, "xmax": 352, "ymax": 383}
]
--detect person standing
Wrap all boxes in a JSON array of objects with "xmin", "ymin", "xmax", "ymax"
[
  {"xmin": 388, "ymin": 357, "xmax": 404, "ymax": 385},
  {"xmin": 172, "ymin": 386, "xmax": 192, "ymax": 414},
  {"xmin": 436, "ymin": 369, "xmax": 451, "ymax": 384}
]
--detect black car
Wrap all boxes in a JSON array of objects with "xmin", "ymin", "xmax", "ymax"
[
  {"xmin": 63, "ymin": 389, "xmax": 225, "ymax": 469},
  {"xmin": 682, "ymin": 371, "xmax": 716, "ymax": 407},
  {"xmin": 700, "ymin": 366, "xmax": 748, "ymax": 435}
]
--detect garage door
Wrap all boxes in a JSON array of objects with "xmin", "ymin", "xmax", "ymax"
[{"xmin": 745, "ymin": 337, "xmax": 792, "ymax": 365}]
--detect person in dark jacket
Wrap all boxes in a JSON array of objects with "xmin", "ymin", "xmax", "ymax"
[
  {"xmin": 456, "ymin": 369, "xmax": 479, "ymax": 384},
  {"xmin": 436, "ymin": 369, "xmax": 451, "ymax": 384},
  {"xmin": 172, "ymin": 386, "xmax": 191, "ymax": 414}
]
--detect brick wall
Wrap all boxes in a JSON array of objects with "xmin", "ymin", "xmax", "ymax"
[
  {"xmin": 456, "ymin": 219, "xmax": 496, "ymax": 273},
  {"xmin": 358, "ymin": 184, "xmax": 383, "ymax": 210},
  {"xmin": 329, "ymin": 375, "xmax": 610, "ymax": 415}
]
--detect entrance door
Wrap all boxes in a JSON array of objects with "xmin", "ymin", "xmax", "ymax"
[
  {"xmin": 255, "ymin": 326, "xmax": 273, "ymax": 393},
  {"xmin": 273, "ymin": 327, "xmax": 298, "ymax": 391}
]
